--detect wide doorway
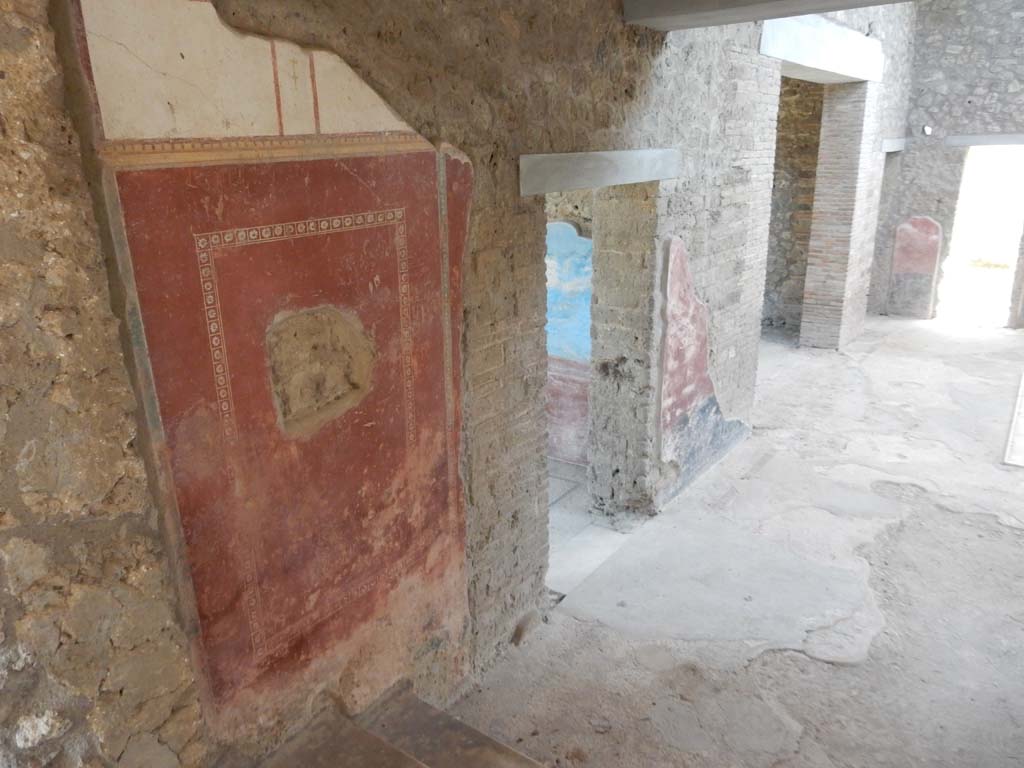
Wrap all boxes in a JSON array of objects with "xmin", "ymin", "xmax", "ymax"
[{"xmin": 937, "ymin": 145, "xmax": 1024, "ymax": 327}]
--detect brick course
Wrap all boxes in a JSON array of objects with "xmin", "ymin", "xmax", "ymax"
[{"xmin": 801, "ymin": 81, "xmax": 885, "ymax": 349}]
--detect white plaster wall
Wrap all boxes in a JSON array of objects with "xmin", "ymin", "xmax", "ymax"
[{"xmin": 80, "ymin": 0, "xmax": 410, "ymax": 140}]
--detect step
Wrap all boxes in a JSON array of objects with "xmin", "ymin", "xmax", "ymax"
[
  {"xmin": 358, "ymin": 688, "xmax": 543, "ymax": 768},
  {"xmin": 262, "ymin": 708, "xmax": 427, "ymax": 768}
]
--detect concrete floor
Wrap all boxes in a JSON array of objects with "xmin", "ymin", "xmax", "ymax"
[
  {"xmin": 454, "ymin": 317, "xmax": 1024, "ymax": 768},
  {"xmin": 547, "ymin": 459, "xmax": 632, "ymax": 595}
]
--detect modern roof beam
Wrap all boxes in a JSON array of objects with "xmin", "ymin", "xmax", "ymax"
[{"xmin": 624, "ymin": 0, "xmax": 891, "ymax": 31}]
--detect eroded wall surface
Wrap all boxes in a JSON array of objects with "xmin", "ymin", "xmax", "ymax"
[
  {"xmin": 0, "ymin": 3, "xmax": 206, "ymax": 766},
  {"xmin": 764, "ymin": 78, "xmax": 825, "ymax": 330},
  {"xmin": 546, "ymin": 190, "xmax": 594, "ymax": 239},
  {"xmin": 871, "ymin": 0, "xmax": 1024, "ymax": 317}
]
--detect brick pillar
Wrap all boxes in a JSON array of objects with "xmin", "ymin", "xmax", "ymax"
[
  {"xmin": 800, "ymin": 81, "xmax": 884, "ymax": 349},
  {"xmin": 1011, "ymin": 231, "xmax": 1024, "ymax": 329}
]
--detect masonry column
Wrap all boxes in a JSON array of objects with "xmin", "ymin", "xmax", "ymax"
[
  {"xmin": 1011, "ymin": 232, "xmax": 1024, "ymax": 329},
  {"xmin": 800, "ymin": 81, "xmax": 884, "ymax": 349},
  {"xmin": 589, "ymin": 182, "xmax": 661, "ymax": 518}
]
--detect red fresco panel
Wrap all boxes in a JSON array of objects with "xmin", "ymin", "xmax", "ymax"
[{"xmin": 115, "ymin": 149, "xmax": 470, "ymax": 704}]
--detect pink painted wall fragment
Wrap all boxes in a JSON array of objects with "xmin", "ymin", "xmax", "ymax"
[
  {"xmin": 658, "ymin": 238, "xmax": 746, "ymax": 500},
  {"xmin": 546, "ymin": 358, "xmax": 589, "ymax": 465},
  {"xmin": 660, "ymin": 239, "xmax": 716, "ymax": 437},
  {"xmin": 889, "ymin": 216, "xmax": 943, "ymax": 318},
  {"xmin": 893, "ymin": 216, "xmax": 942, "ymax": 276}
]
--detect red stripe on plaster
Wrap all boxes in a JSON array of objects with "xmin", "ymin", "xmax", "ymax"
[
  {"xmin": 270, "ymin": 40, "xmax": 284, "ymax": 136},
  {"xmin": 308, "ymin": 53, "xmax": 321, "ymax": 135}
]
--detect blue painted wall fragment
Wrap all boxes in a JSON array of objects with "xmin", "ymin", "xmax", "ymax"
[{"xmin": 545, "ymin": 222, "xmax": 593, "ymax": 362}]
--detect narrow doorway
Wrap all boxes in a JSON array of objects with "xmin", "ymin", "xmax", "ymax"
[
  {"xmin": 543, "ymin": 191, "xmax": 633, "ymax": 597},
  {"xmin": 761, "ymin": 76, "xmax": 824, "ymax": 343},
  {"xmin": 937, "ymin": 145, "xmax": 1024, "ymax": 327}
]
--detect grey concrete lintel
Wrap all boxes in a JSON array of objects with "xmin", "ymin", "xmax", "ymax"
[
  {"xmin": 519, "ymin": 149, "xmax": 682, "ymax": 197},
  {"xmin": 624, "ymin": 0, "xmax": 890, "ymax": 32},
  {"xmin": 944, "ymin": 133, "xmax": 1024, "ymax": 147},
  {"xmin": 761, "ymin": 15, "xmax": 883, "ymax": 84}
]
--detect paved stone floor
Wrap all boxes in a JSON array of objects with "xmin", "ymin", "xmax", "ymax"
[{"xmin": 454, "ymin": 317, "xmax": 1024, "ymax": 768}]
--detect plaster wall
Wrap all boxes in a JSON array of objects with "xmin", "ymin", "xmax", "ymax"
[
  {"xmin": 889, "ymin": 216, "xmax": 944, "ymax": 317},
  {"xmin": 78, "ymin": 0, "xmax": 410, "ymax": 140},
  {"xmin": 658, "ymin": 239, "xmax": 748, "ymax": 502},
  {"xmin": 545, "ymin": 224, "xmax": 593, "ymax": 366}
]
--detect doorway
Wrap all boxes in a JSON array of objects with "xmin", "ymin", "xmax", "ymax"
[
  {"xmin": 937, "ymin": 145, "xmax": 1024, "ymax": 327},
  {"xmin": 762, "ymin": 76, "xmax": 825, "ymax": 342},
  {"xmin": 543, "ymin": 186, "xmax": 661, "ymax": 597},
  {"xmin": 543, "ymin": 191, "xmax": 627, "ymax": 596}
]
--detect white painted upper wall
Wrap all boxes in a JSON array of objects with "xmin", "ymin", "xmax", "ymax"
[
  {"xmin": 760, "ymin": 14, "xmax": 884, "ymax": 84},
  {"xmin": 80, "ymin": 0, "xmax": 411, "ymax": 141}
]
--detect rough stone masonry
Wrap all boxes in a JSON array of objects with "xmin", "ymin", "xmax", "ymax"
[{"xmin": 0, "ymin": 2, "xmax": 205, "ymax": 766}]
